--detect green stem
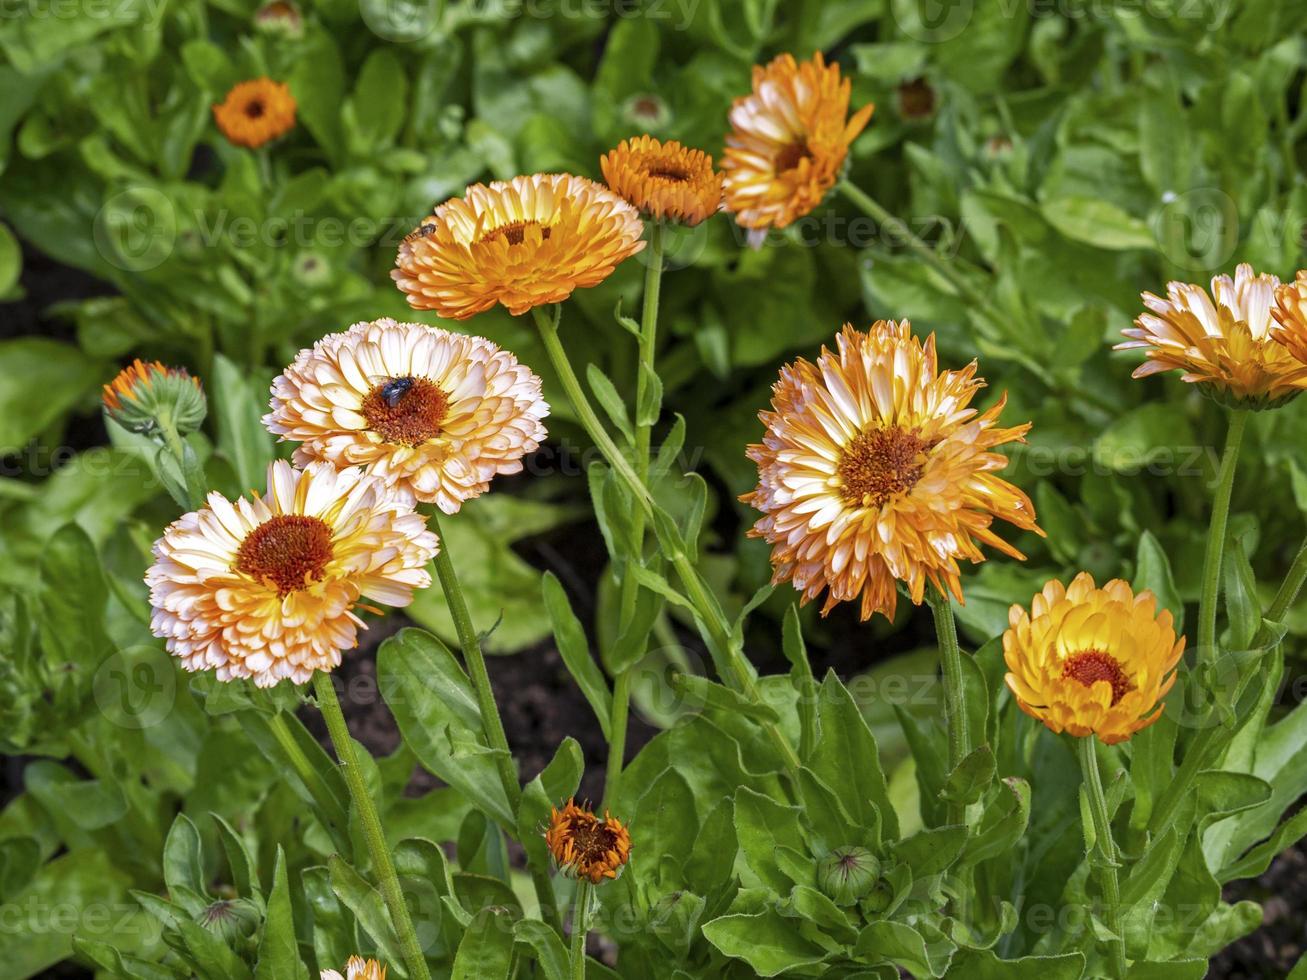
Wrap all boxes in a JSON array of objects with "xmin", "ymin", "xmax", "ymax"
[
  {"xmin": 157, "ymin": 413, "xmax": 205, "ymax": 510},
  {"xmin": 1078, "ymin": 737, "xmax": 1127, "ymax": 979},
  {"xmin": 1267, "ymin": 531, "xmax": 1307, "ymax": 624},
  {"xmin": 265, "ymin": 710, "xmax": 348, "ymax": 840},
  {"xmin": 1197, "ymin": 409, "xmax": 1248, "ymax": 666},
  {"xmin": 569, "ymin": 881, "xmax": 591, "ymax": 980},
  {"xmin": 928, "ymin": 587, "xmax": 969, "ymax": 825},
  {"xmin": 313, "ymin": 673, "xmax": 432, "ymax": 980},
  {"xmin": 427, "ymin": 509, "xmax": 561, "ymax": 933},
  {"xmin": 602, "ymin": 669, "xmax": 632, "ymax": 809},
  {"xmin": 837, "ymin": 181, "xmax": 985, "ymax": 307}
]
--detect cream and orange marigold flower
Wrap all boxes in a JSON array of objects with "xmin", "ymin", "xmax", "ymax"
[
  {"xmin": 600, "ymin": 136, "xmax": 723, "ymax": 226},
  {"xmin": 544, "ymin": 798, "xmax": 632, "ymax": 884},
  {"xmin": 1118, "ymin": 263, "xmax": 1307, "ymax": 408},
  {"xmin": 1270, "ymin": 269, "xmax": 1307, "ymax": 366},
  {"xmin": 721, "ymin": 52, "xmax": 874, "ymax": 231},
  {"xmin": 392, "ymin": 173, "xmax": 645, "ymax": 319},
  {"xmin": 321, "ymin": 957, "xmax": 386, "ymax": 980},
  {"xmin": 1003, "ymin": 573, "xmax": 1185, "ymax": 744},
  {"xmin": 742, "ymin": 321, "xmax": 1041, "ymax": 622},
  {"xmin": 265, "ymin": 318, "xmax": 548, "ymax": 514},
  {"xmin": 147, "ymin": 460, "xmax": 438, "ymax": 687},
  {"xmin": 213, "ymin": 78, "xmax": 296, "ymax": 149}
]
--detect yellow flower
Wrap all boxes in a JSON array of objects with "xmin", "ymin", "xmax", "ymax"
[
  {"xmin": 1271, "ymin": 269, "xmax": 1307, "ymax": 366},
  {"xmin": 213, "ymin": 78, "xmax": 296, "ymax": 149},
  {"xmin": 265, "ymin": 318, "xmax": 548, "ymax": 514},
  {"xmin": 721, "ymin": 52, "xmax": 874, "ymax": 231},
  {"xmin": 392, "ymin": 173, "xmax": 645, "ymax": 320},
  {"xmin": 742, "ymin": 322, "xmax": 1041, "ymax": 622},
  {"xmin": 544, "ymin": 798, "xmax": 632, "ymax": 884},
  {"xmin": 1003, "ymin": 573, "xmax": 1185, "ymax": 744},
  {"xmin": 321, "ymin": 957, "xmax": 386, "ymax": 980},
  {"xmin": 147, "ymin": 460, "xmax": 438, "ymax": 687},
  {"xmin": 600, "ymin": 135, "xmax": 722, "ymax": 226},
  {"xmin": 1118, "ymin": 263, "xmax": 1307, "ymax": 408}
]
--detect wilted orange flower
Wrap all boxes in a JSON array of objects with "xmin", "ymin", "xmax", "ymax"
[
  {"xmin": 265, "ymin": 318, "xmax": 549, "ymax": 514},
  {"xmin": 321, "ymin": 957, "xmax": 386, "ymax": 980},
  {"xmin": 1118, "ymin": 263, "xmax": 1307, "ymax": 408},
  {"xmin": 721, "ymin": 52, "xmax": 873, "ymax": 231},
  {"xmin": 147, "ymin": 460, "xmax": 438, "ymax": 687},
  {"xmin": 213, "ymin": 78, "xmax": 296, "ymax": 149},
  {"xmin": 1270, "ymin": 269, "xmax": 1307, "ymax": 366},
  {"xmin": 1003, "ymin": 573, "xmax": 1185, "ymax": 744},
  {"xmin": 742, "ymin": 321, "xmax": 1041, "ymax": 621},
  {"xmin": 544, "ymin": 798, "xmax": 631, "ymax": 884},
  {"xmin": 392, "ymin": 173, "xmax": 645, "ymax": 319},
  {"xmin": 600, "ymin": 136, "xmax": 722, "ymax": 226}
]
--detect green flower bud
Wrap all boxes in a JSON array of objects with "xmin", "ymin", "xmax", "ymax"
[
  {"xmin": 862, "ymin": 876, "xmax": 894, "ymax": 914},
  {"xmin": 102, "ymin": 360, "xmax": 207, "ymax": 437},
  {"xmin": 292, "ymin": 252, "xmax": 331, "ymax": 289},
  {"xmin": 621, "ymin": 93, "xmax": 672, "ymax": 131},
  {"xmin": 254, "ymin": 0, "xmax": 303, "ymax": 39},
  {"xmin": 817, "ymin": 846, "xmax": 880, "ymax": 906},
  {"xmin": 195, "ymin": 898, "xmax": 260, "ymax": 942}
]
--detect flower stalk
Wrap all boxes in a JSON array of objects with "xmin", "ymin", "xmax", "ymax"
[
  {"xmin": 1077, "ymin": 736, "xmax": 1127, "ymax": 979},
  {"xmin": 1197, "ymin": 408, "xmax": 1248, "ymax": 666},
  {"xmin": 569, "ymin": 881, "xmax": 592, "ymax": 980},
  {"xmin": 928, "ymin": 587, "xmax": 969, "ymax": 825}
]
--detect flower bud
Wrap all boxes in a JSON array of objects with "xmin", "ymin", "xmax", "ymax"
[
  {"xmin": 862, "ymin": 876, "xmax": 894, "ymax": 914},
  {"xmin": 621, "ymin": 92, "xmax": 671, "ymax": 131},
  {"xmin": 102, "ymin": 360, "xmax": 207, "ymax": 437},
  {"xmin": 292, "ymin": 252, "xmax": 331, "ymax": 289},
  {"xmin": 817, "ymin": 845, "xmax": 880, "ymax": 906},
  {"xmin": 254, "ymin": 0, "xmax": 303, "ymax": 39},
  {"xmin": 195, "ymin": 898, "xmax": 260, "ymax": 942}
]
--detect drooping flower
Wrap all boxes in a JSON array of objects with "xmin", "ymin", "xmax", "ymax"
[
  {"xmin": 102, "ymin": 359, "xmax": 207, "ymax": 436},
  {"xmin": 265, "ymin": 318, "xmax": 548, "ymax": 514},
  {"xmin": 544, "ymin": 798, "xmax": 632, "ymax": 885},
  {"xmin": 392, "ymin": 173, "xmax": 645, "ymax": 319},
  {"xmin": 600, "ymin": 136, "xmax": 722, "ymax": 226},
  {"xmin": 742, "ymin": 321, "xmax": 1041, "ymax": 622},
  {"xmin": 1003, "ymin": 573, "xmax": 1185, "ymax": 744},
  {"xmin": 721, "ymin": 52, "xmax": 874, "ymax": 231},
  {"xmin": 213, "ymin": 78, "xmax": 296, "ymax": 149},
  {"xmin": 147, "ymin": 460, "xmax": 438, "ymax": 687},
  {"xmin": 321, "ymin": 957, "xmax": 386, "ymax": 980},
  {"xmin": 1270, "ymin": 269, "xmax": 1307, "ymax": 366},
  {"xmin": 1118, "ymin": 263, "xmax": 1307, "ymax": 408}
]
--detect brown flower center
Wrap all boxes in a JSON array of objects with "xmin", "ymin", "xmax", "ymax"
[
  {"xmin": 896, "ymin": 77, "xmax": 937, "ymax": 120},
  {"xmin": 1062, "ymin": 651, "xmax": 1132, "ymax": 706},
  {"xmin": 481, "ymin": 220, "xmax": 552, "ymax": 246},
  {"xmin": 775, "ymin": 140, "xmax": 812, "ymax": 173},
  {"xmin": 566, "ymin": 815, "xmax": 623, "ymax": 864},
  {"xmin": 646, "ymin": 164, "xmax": 690, "ymax": 182},
  {"xmin": 234, "ymin": 515, "xmax": 334, "ymax": 596},
  {"xmin": 244, "ymin": 99, "xmax": 266, "ymax": 119},
  {"xmin": 837, "ymin": 426, "xmax": 933, "ymax": 507},
  {"xmin": 361, "ymin": 376, "xmax": 450, "ymax": 446}
]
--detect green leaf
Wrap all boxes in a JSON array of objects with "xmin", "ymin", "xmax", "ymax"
[
  {"xmin": 541, "ymin": 572, "xmax": 611, "ymax": 739},
  {"xmin": 1222, "ymin": 532, "xmax": 1258, "ymax": 651},
  {"xmin": 854, "ymin": 920, "xmax": 950, "ymax": 978},
  {"xmin": 162, "ymin": 812, "xmax": 206, "ymax": 900},
  {"xmin": 346, "ymin": 49, "xmax": 407, "ymax": 151},
  {"xmin": 782, "ymin": 606, "xmax": 818, "ymax": 760},
  {"xmin": 940, "ymin": 744, "xmax": 996, "ymax": 807},
  {"xmin": 211, "ymin": 813, "xmax": 258, "ymax": 900},
  {"xmin": 635, "ymin": 767, "xmax": 698, "ymax": 891},
  {"xmin": 810, "ymin": 671, "xmax": 897, "ymax": 844},
  {"xmin": 255, "ymin": 847, "xmax": 305, "ymax": 980},
  {"xmin": 0, "ymin": 221, "xmax": 19, "ymax": 298},
  {"xmin": 669, "ymin": 670, "xmax": 780, "ymax": 724},
  {"xmin": 514, "ymin": 919, "xmax": 569, "ymax": 980},
  {"xmin": 1135, "ymin": 530, "xmax": 1184, "ymax": 635},
  {"xmin": 586, "ymin": 363, "xmax": 634, "ymax": 444},
  {"xmin": 38, "ymin": 522, "xmax": 111, "ymax": 688},
  {"xmin": 702, "ymin": 908, "xmax": 826, "ymax": 977},
  {"xmin": 451, "ymin": 906, "xmax": 515, "ymax": 980},
  {"xmin": 210, "ymin": 354, "xmax": 273, "ymax": 494},
  {"xmin": 1042, "ymin": 196, "xmax": 1155, "ymax": 251},
  {"xmin": 328, "ymin": 855, "xmax": 405, "ymax": 969},
  {"xmin": 733, "ymin": 786, "xmax": 805, "ymax": 892},
  {"xmin": 948, "ymin": 949, "xmax": 1086, "ymax": 978},
  {"xmin": 518, "ymin": 736, "xmax": 584, "ymax": 881},
  {"xmin": 0, "ymin": 338, "xmax": 101, "ymax": 453},
  {"xmin": 636, "ymin": 361, "xmax": 663, "ymax": 427}
]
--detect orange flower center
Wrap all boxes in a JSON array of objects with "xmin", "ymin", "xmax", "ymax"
[
  {"xmin": 235, "ymin": 515, "xmax": 334, "ymax": 596},
  {"xmin": 775, "ymin": 140, "xmax": 812, "ymax": 173},
  {"xmin": 481, "ymin": 220, "xmax": 552, "ymax": 246},
  {"xmin": 1062, "ymin": 651, "xmax": 1132, "ymax": 705},
  {"xmin": 837, "ymin": 426, "xmax": 932, "ymax": 507},
  {"xmin": 361, "ymin": 376, "xmax": 450, "ymax": 446}
]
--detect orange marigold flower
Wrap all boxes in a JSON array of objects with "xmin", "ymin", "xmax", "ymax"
[
  {"xmin": 392, "ymin": 173, "xmax": 645, "ymax": 320},
  {"xmin": 102, "ymin": 359, "xmax": 206, "ymax": 435},
  {"xmin": 1270, "ymin": 269, "xmax": 1307, "ymax": 367},
  {"xmin": 1118, "ymin": 263, "xmax": 1307, "ymax": 409},
  {"xmin": 321, "ymin": 957, "xmax": 386, "ymax": 980},
  {"xmin": 213, "ymin": 78, "xmax": 296, "ymax": 149},
  {"xmin": 265, "ymin": 318, "xmax": 549, "ymax": 514},
  {"xmin": 544, "ymin": 798, "xmax": 632, "ymax": 885},
  {"xmin": 1003, "ymin": 573, "xmax": 1185, "ymax": 744},
  {"xmin": 742, "ymin": 321, "xmax": 1041, "ymax": 622},
  {"xmin": 600, "ymin": 136, "xmax": 723, "ymax": 226},
  {"xmin": 147, "ymin": 460, "xmax": 438, "ymax": 687},
  {"xmin": 721, "ymin": 52, "xmax": 874, "ymax": 231}
]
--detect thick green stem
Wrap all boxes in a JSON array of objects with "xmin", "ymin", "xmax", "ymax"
[
  {"xmin": 569, "ymin": 881, "xmax": 592, "ymax": 980},
  {"xmin": 1078, "ymin": 737, "xmax": 1127, "ymax": 979},
  {"xmin": 1197, "ymin": 409, "xmax": 1248, "ymax": 665},
  {"xmin": 928, "ymin": 588, "xmax": 969, "ymax": 825},
  {"xmin": 602, "ymin": 669, "xmax": 632, "ymax": 809},
  {"xmin": 427, "ymin": 509, "xmax": 561, "ymax": 933},
  {"xmin": 313, "ymin": 672, "xmax": 432, "ymax": 980}
]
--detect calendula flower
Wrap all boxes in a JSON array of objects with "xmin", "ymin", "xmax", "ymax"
[
  {"xmin": 544, "ymin": 798, "xmax": 632, "ymax": 884},
  {"xmin": 265, "ymin": 318, "xmax": 548, "ymax": 514},
  {"xmin": 102, "ymin": 359, "xmax": 206, "ymax": 436},
  {"xmin": 213, "ymin": 78, "xmax": 296, "ymax": 149},
  {"xmin": 742, "ymin": 321, "xmax": 1041, "ymax": 622},
  {"xmin": 721, "ymin": 52, "xmax": 874, "ymax": 231},
  {"xmin": 1118, "ymin": 263, "xmax": 1307, "ymax": 409},
  {"xmin": 392, "ymin": 173, "xmax": 645, "ymax": 319},
  {"xmin": 321, "ymin": 957, "xmax": 386, "ymax": 980},
  {"xmin": 1003, "ymin": 573, "xmax": 1185, "ymax": 744},
  {"xmin": 600, "ymin": 136, "xmax": 723, "ymax": 226},
  {"xmin": 147, "ymin": 460, "xmax": 438, "ymax": 687},
  {"xmin": 1270, "ymin": 269, "xmax": 1307, "ymax": 366}
]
